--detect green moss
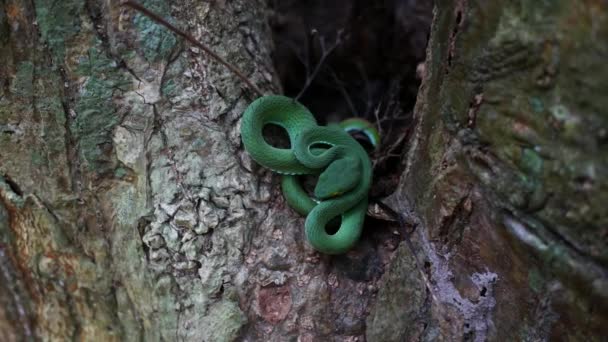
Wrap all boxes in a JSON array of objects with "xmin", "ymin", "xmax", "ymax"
[
  {"xmin": 161, "ymin": 79, "xmax": 178, "ymax": 97},
  {"xmin": 527, "ymin": 268, "xmax": 544, "ymax": 293},
  {"xmin": 72, "ymin": 44, "xmax": 130, "ymax": 171},
  {"xmin": 34, "ymin": 0, "xmax": 83, "ymax": 62},
  {"xmin": 133, "ymin": 0, "xmax": 177, "ymax": 62},
  {"xmin": 11, "ymin": 61, "xmax": 34, "ymax": 99},
  {"xmin": 520, "ymin": 148, "xmax": 543, "ymax": 176},
  {"xmin": 528, "ymin": 97, "xmax": 544, "ymax": 113},
  {"xmin": 31, "ymin": 151, "xmax": 45, "ymax": 166},
  {"xmin": 199, "ymin": 299, "xmax": 247, "ymax": 342},
  {"xmin": 114, "ymin": 167, "xmax": 128, "ymax": 178}
]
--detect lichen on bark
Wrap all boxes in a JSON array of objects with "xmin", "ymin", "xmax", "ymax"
[
  {"xmin": 371, "ymin": 0, "xmax": 608, "ymax": 340},
  {"xmin": 0, "ymin": 0, "xmax": 270, "ymax": 340}
]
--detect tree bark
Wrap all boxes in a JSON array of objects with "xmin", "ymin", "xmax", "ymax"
[
  {"xmin": 367, "ymin": 0, "xmax": 608, "ymax": 341},
  {"xmin": 0, "ymin": 0, "xmax": 276, "ymax": 340}
]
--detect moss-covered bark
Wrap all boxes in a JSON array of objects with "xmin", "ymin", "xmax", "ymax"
[
  {"xmin": 0, "ymin": 0, "xmax": 271, "ymax": 340},
  {"xmin": 368, "ymin": 0, "xmax": 608, "ymax": 340}
]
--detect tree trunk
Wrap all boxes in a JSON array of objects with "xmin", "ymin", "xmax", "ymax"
[
  {"xmin": 367, "ymin": 0, "xmax": 608, "ymax": 341},
  {"xmin": 0, "ymin": 0, "xmax": 276, "ymax": 340}
]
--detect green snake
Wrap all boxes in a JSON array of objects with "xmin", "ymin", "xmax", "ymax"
[{"xmin": 240, "ymin": 95, "xmax": 378, "ymax": 254}]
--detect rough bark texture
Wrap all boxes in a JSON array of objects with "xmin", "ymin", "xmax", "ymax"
[
  {"xmin": 0, "ymin": 0, "xmax": 274, "ymax": 340},
  {"xmin": 368, "ymin": 0, "xmax": 608, "ymax": 341}
]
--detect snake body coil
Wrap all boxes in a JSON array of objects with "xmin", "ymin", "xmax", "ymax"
[{"xmin": 240, "ymin": 95, "xmax": 374, "ymax": 254}]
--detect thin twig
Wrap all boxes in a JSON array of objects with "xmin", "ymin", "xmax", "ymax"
[
  {"xmin": 122, "ymin": 0, "xmax": 263, "ymax": 97},
  {"xmin": 373, "ymin": 104, "xmax": 384, "ymax": 137},
  {"xmin": 295, "ymin": 30, "xmax": 343, "ymax": 101}
]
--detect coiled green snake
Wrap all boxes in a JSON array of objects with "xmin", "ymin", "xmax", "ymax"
[{"xmin": 240, "ymin": 95, "xmax": 378, "ymax": 254}]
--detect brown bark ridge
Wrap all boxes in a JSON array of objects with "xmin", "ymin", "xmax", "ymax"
[{"xmin": 368, "ymin": 0, "xmax": 608, "ymax": 341}]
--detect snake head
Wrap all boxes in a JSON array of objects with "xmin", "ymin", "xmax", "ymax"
[
  {"xmin": 339, "ymin": 118, "xmax": 380, "ymax": 150},
  {"xmin": 314, "ymin": 157, "xmax": 362, "ymax": 200}
]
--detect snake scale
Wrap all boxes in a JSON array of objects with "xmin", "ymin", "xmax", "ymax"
[{"xmin": 240, "ymin": 95, "xmax": 378, "ymax": 254}]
